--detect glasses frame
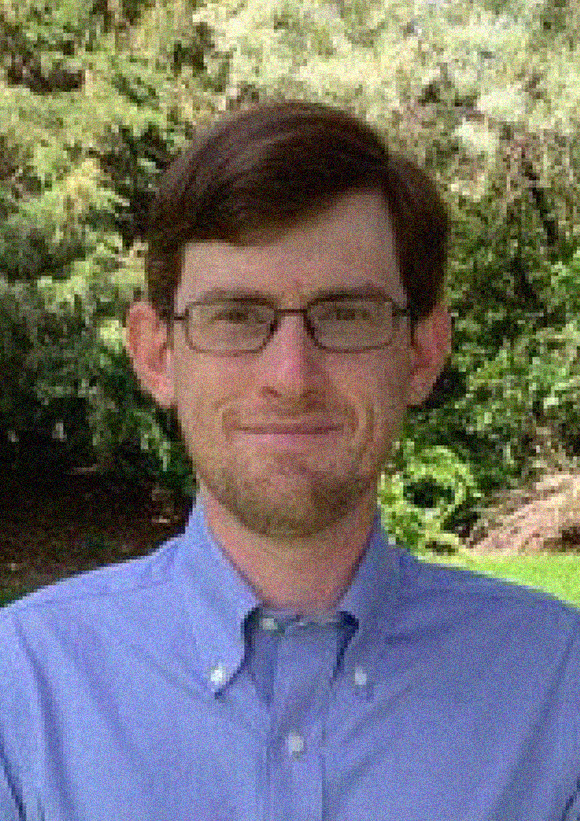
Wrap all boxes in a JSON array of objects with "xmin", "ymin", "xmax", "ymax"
[{"xmin": 170, "ymin": 294, "xmax": 412, "ymax": 355}]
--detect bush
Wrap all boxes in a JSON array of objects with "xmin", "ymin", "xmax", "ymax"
[
  {"xmin": 0, "ymin": 273, "xmax": 192, "ymax": 493},
  {"xmin": 0, "ymin": 277, "xmax": 96, "ymax": 474},
  {"xmin": 378, "ymin": 439, "xmax": 481, "ymax": 553}
]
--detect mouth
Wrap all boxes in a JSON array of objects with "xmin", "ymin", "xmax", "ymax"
[
  {"xmin": 235, "ymin": 422, "xmax": 342, "ymax": 446},
  {"xmin": 238, "ymin": 425, "xmax": 340, "ymax": 434}
]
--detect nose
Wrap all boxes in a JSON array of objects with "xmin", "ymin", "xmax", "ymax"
[{"xmin": 257, "ymin": 311, "xmax": 327, "ymax": 400}]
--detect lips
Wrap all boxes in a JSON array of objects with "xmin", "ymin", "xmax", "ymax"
[{"xmin": 238, "ymin": 424, "xmax": 339, "ymax": 434}]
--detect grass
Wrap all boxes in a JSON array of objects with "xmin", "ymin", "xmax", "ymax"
[{"xmin": 422, "ymin": 550, "xmax": 580, "ymax": 608}]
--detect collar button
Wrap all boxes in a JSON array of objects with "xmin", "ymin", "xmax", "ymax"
[
  {"xmin": 260, "ymin": 616, "xmax": 279, "ymax": 631},
  {"xmin": 209, "ymin": 663, "xmax": 227, "ymax": 686}
]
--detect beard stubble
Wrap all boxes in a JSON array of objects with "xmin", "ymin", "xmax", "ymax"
[{"xmin": 194, "ymin": 437, "xmax": 380, "ymax": 539}]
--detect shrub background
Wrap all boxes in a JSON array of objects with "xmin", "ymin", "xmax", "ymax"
[{"xmin": 1, "ymin": 0, "xmax": 579, "ymax": 551}]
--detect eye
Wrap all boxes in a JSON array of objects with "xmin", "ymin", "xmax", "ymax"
[
  {"xmin": 213, "ymin": 308, "xmax": 251, "ymax": 323},
  {"xmin": 314, "ymin": 300, "xmax": 377, "ymax": 322},
  {"xmin": 333, "ymin": 306, "xmax": 370, "ymax": 321},
  {"xmin": 205, "ymin": 302, "xmax": 272, "ymax": 325}
]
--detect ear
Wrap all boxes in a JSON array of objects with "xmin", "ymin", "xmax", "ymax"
[
  {"xmin": 405, "ymin": 301, "xmax": 452, "ymax": 406},
  {"xmin": 124, "ymin": 301, "xmax": 175, "ymax": 409}
]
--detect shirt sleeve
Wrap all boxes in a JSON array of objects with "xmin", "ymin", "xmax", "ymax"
[
  {"xmin": 0, "ymin": 757, "xmax": 24, "ymax": 821},
  {"xmin": 562, "ymin": 779, "xmax": 580, "ymax": 821},
  {"xmin": 560, "ymin": 619, "xmax": 580, "ymax": 820},
  {"xmin": 0, "ymin": 610, "xmax": 33, "ymax": 821}
]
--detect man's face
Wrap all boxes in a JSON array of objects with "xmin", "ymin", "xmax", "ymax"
[{"xmin": 165, "ymin": 189, "xmax": 437, "ymax": 538}]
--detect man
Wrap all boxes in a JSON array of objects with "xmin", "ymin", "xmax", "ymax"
[{"xmin": 1, "ymin": 100, "xmax": 579, "ymax": 821}]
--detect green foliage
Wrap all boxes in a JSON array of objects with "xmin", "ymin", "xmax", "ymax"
[
  {"xmin": 2, "ymin": 0, "xmax": 580, "ymax": 546},
  {"xmin": 378, "ymin": 440, "xmax": 481, "ymax": 553},
  {"xmin": 465, "ymin": 318, "xmax": 580, "ymax": 467},
  {"xmin": 0, "ymin": 275, "xmax": 98, "ymax": 435},
  {"xmin": 0, "ymin": 271, "xmax": 192, "ymax": 490},
  {"xmin": 408, "ymin": 248, "xmax": 580, "ymax": 505},
  {"xmin": 89, "ymin": 341, "xmax": 193, "ymax": 494}
]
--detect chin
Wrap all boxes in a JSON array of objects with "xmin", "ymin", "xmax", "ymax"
[{"xmin": 199, "ymin": 456, "xmax": 374, "ymax": 538}]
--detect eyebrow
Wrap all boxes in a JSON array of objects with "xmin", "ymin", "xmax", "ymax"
[{"xmin": 191, "ymin": 283, "xmax": 392, "ymax": 303}]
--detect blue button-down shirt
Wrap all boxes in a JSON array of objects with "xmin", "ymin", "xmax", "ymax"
[{"xmin": 1, "ymin": 499, "xmax": 580, "ymax": 820}]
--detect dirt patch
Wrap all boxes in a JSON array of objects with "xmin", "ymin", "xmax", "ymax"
[
  {"xmin": 0, "ymin": 469, "xmax": 191, "ymax": 595},
  {"xmin": 469, "ymin": 472, "xmax": 580, "ymax": 555}
]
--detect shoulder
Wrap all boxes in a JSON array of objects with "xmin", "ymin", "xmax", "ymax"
[
  {"xmin": 397, "ymin": 547, "xmax": 577, "ymax": 605},
  {"xmin": 389, "ymin": 547, "xmax": 580, "ymax": 644},
  {"xmin": 0, "ymin": 534, "xmax": 183, "ymax": 635},
  {"xmin": 0, "ymin": 533, "xmax": 193, "ymax": 730},
  {"xmin": 375, "ymin": 548, "xmax": 580, "ymax": 720}
]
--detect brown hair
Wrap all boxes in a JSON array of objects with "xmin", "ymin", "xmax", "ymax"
[{"xmin": 145, "ymin": 99, "xmax": 449, "ymax": 320}]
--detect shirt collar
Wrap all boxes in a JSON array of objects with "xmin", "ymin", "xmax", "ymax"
[
  {"xmin": 338, "ymin": 508, "xmax": 400, "ymax": 628},
  {"xmin": 175, "ymin": 500, "xmax": 260, "ymax": 693},
  {"xmin": 175, "ymin": 499, "xmax": 400, "ymax": 692}
]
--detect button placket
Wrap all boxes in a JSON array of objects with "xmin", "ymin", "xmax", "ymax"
[{"xmin": 265, "ymin": 622, "xmax": 335, "ymax": 820}]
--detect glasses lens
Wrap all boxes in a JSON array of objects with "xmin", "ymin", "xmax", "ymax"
[
  {"xmin": 309, "ymin": 297, "xmax": 392, "ymax": 349},
  {"xmin": 188, "ymin": 300, "xmax": 274, "ymax": 351}
]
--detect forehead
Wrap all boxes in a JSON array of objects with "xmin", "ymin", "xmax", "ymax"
[{"xmin": 178, "ymin": 189, "xmax": 403, "ymax": 304}]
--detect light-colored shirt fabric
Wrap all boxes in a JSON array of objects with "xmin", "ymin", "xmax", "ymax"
[{"xmin": 1, "ymin": 499, "xmax": 580, "ymax": 821}]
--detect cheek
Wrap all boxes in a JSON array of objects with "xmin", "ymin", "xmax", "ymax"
[
  {"xmin": 350, "ymin": 351, "xmax": 410, "ymax": 406},
  {"xmin": 173, "ymin": 356, "xmax": 242, "ymax": 436},
  {"xmin": 351, "ymin": 356, "xmax": 410, "ymax": 439},
  {"xmin": 173, "ymin": 359, "xmax": 211, "ymax": 431}
]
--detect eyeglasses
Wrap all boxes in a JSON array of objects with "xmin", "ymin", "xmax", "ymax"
[{"xmin": 171, "ymin": 294, "xmax": 411, "ymax": 355}]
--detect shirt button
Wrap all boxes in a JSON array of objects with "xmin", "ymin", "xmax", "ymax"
[
  {"xmin": 209, "ymin": 663, "xmax": 227, "ymax": 686},
  {"xmin": 260, "ymin": 616, "xmax": 279, "ymax": 631},
  {"xmin": 286, "ymin": 732, "xmax": 305, "ymax": 756},
  {"xmin": 354, "ymin": 665, "xmax": 368, "ymax": 687}
]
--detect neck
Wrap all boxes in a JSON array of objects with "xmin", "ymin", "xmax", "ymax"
[{"xmin": 199, "ymin": 485, "xmax": 377, "ymax": 614}]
